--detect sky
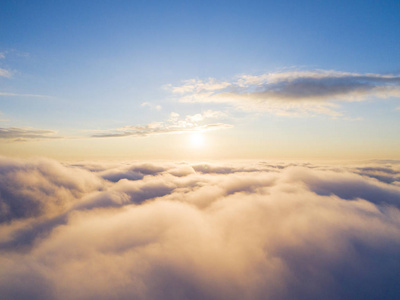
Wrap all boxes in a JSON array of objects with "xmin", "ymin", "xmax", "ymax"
[
  {"xmin": 2, "ymin": 3, "xmax": 400, "ymax": 299},
  {"xmin": 0, "ymin": 0, "xmax": 399, "ymax": 160}
]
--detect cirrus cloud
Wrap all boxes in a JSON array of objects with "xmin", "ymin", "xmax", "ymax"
[
  {"xmin": 92, "ymin": 111, "xmax": 232, "ymax": 138},
  {"xmin": 0, "ymin": 68, "xmax": 12, "ymax": 78}
]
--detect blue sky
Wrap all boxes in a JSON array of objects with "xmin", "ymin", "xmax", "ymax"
[{"xmin": 0, "ymin": 0, "xmax": 399, "ymax": 160}]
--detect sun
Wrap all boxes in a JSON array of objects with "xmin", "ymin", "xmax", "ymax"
[{"xmin": 190, "ymin": 132, "xmax": 205, "ymax": 148}]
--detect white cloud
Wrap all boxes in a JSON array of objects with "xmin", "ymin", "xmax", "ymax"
[
  {"xmin": 92, "ymin": 111, "xmax": 232, "ymax": 138},
  {"xmin": 141, "ymin": 102, "xmax": 162, "ymax": 110},
  {"xmin": 168, "ymin": 78, "xmax": 231, "ymax": 94},
  {"xmin": 0, "ymin": 68, "xmax": 12, "ymax": 78},
  {"xmin": 1, "ymin": 158, "xmax": 400, "ymax": 299},
  {"xmin": 0, "ymin": 92, "xmax": 51, "ymax": 98},
  {"xmin": 169, "ymin": 70, "xmax": 400, "ymax": 116}
]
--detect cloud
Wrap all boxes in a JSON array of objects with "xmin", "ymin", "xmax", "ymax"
[
  {"xmin": 0, "ymin": 127, "xmax": 62, "ymax": 141},
  {"xmin": 0, "ymin": 92, "xmax": 51, "ymax": 98},
  {"xmin": 167, "ymin": 78, "xmax": 231, "ymax": 94},
  {"xmin": 99, "ymin": 163, "xmax": 167, "ymax": 182},
  {"xmin": 1, "ymin": 157, "xmax": 400, "ymax": 299},
  {"xmin": 0, "ymin": 68, "xmax": 13, "ymax": 78},
  {"xmin": 354, "ymin": 166, "xmax": 400, "ymax": 184},
  {"xmin": 169, "ymin": 70, "xmax": 400, "ymax": 116},
  {"xmin": 141, "ymin": 102, "xmax": 162, "ymax": 111},
  {"xmin": 92, "ymin": 111, "xmax": 232, "ymax": 138},
  {"xmin": 0, "ymin": 157, "xmax": 103, "ymax": 223}
]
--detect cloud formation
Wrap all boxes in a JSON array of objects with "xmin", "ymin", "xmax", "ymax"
[
  {"xmin": 0, "ymin": 68, "xmax": 12, "ymax": 78},
  {"xmin": 0, "ymin": 157, "xmax": 103, "ymax": 223},
  {"xmin": 1, "ymin": 157, "xmax": 400, "ymax": 299},
  {"xmin": 92, "ymin": 111, "xmax": 232, "ymax": 138},
  {"xmin": 0, "ymin": 92, "xmax": 51, "ymax": 98},
  {"xmin": 0, "ymin": 110, "xmax": 231, "ymax": 142},
  {"xmin": 141, "ymin": 102, "xmax": 162, "ymax": 111},
  {"xmin": 169, "ymin": 70, "xmax": 400, "ymax": 116},
  {"xmin": 0, "ymin": 127, "xmax": 62, "ymax": 141}
]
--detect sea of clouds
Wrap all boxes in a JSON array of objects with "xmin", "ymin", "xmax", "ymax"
[{"xmin": 1, "ymin": 156, "xmax": 400, "ymax": 300}]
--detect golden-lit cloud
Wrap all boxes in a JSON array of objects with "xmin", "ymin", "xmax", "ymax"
[
  {"xmin": 0, "ymin": 127, "xmax": 62, "ymax": 141},
  {"xmin": 1, "ymin": 157, "xmax": 400, "ymax": 299},
  {"xmin": 169, "ymin": 70, "xmax": 400, "ymax": 116},
  {"xmin": 92, "ymin": 111, "xmax": 232, "ymax": 138}
]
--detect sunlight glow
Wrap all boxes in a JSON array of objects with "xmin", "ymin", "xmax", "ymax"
[{"xmin": 190, "ymin": 132, "xmax": 205, "ymax": 148}]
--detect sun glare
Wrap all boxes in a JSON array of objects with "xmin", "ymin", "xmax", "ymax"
[{"xmin": 190, "ymin": 132, "xmax": 205, "ymax": 148}]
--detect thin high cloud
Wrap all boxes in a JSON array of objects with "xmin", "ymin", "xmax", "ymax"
[
  {"xmin": 0, "ymin": 127, "xmax": 62, "ymax": 141},
  {"xmin": 0, "ymin": 68, "xmax": 12, "ymax": 78},
  {"xmin": 169, "ymin": 70, "xmax": 400, "ymax": 116},
  {"xmin": 0, "ymin": 92, "xmax": 51, "ymax": 98},
  {"xmin": 92, "ymin": 111, "xmax": 232, "ymax": 138},
  {"xmin": 0, "ymin": 52, "xmax": 12, "ymax": 77},
  {"xmin": 1, "ymin": 157, "xmax": 400, "ymax": 299},
  {"xmin": 0, "ymin": 51, "xmax": 50, "ymax": 97},
  {"xmin": 141, "ymin": 102, "xmax": 162, "ymax": 111}
]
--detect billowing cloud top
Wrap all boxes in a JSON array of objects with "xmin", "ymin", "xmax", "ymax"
[
  {"xmin": 1, "ymin": 157, "xmax": 400, "ymax": 299},
  {"xmin": 168, "ymin": 70, "xmax": 400, "ymax": 116}
]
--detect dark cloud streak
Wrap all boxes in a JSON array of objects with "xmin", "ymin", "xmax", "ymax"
[
  {"xmin": 0, "ymin": 127, "xmax": 62, "ymax": 141},
  {"xmin": 172, "ymin": 71, "xmax": 400, "ymax": 116}
]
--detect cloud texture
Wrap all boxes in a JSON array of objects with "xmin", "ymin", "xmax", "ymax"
[
  {"xmin": 92, "ymin": 111, "xmax": 232, "ymax": 138},
  {"xmin": 169, "ymin": 70, "xmax": 400, "ymax": 116},
  {"xmin": 0, "ymin": 127, "xmax": 61, "ymax": 141},
  {"xmin": 1, "ymin": 157, "xmax": 400, "ymax": 299},
  {"xmin": 0, "ymin": 68, "xmax": 12, "ymax": 78}
]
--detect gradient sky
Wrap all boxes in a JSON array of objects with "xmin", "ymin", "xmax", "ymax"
[{"xmin": 0, "ymin": 0, "xmax": 399, "ymax": 160}]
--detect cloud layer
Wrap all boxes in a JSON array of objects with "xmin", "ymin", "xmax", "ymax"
[
  {"xmin": 169, "ymin": 70, "xmax": 400, "ymax": 116},
  {"xmin": 1, "ymin": 157, "xmax": 400, "ymax": 299}
]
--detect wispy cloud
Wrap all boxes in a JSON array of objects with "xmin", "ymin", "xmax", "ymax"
[
  {"xmin": 165, "ymin": 78, "xmax": 231, "ymax": 94},
  {"xmin": 141, "ymin": 102, "xmax": 162, "ymax": 111},
  {"xmin": 168, "ymin": 70, "xmax": 400, "ymax": 116},
  {"xmin": 0, "ymin": 127, "xmax": 62, "ymax": 141},
  {"xmin": 0, "ymin": 92, "xmax": 51, "ymax": 98},
  {"xmin": 0, "ymin": 68, "xmax": 12, "ymax": 78},
  {"xmin": 92, "ymin": 111, "xmax": 232, "ymax": 138}
]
